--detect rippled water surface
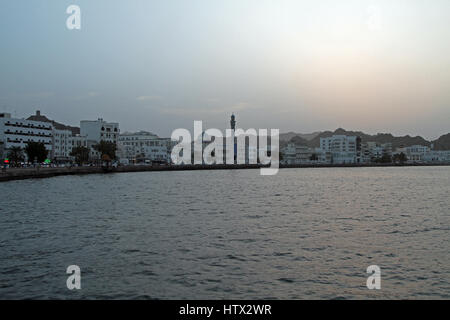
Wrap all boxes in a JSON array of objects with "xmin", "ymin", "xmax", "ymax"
[{"xmin": 0, "ymin": 167, "xmax": 449, "ymax": 299}]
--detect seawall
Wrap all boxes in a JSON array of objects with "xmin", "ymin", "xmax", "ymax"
[
  {"xmin": 0, "ymin": 164, "xmax": 264, "ymax": 182},
  {"xmin": 1, "ymin": 163, "xmax": 449, "ymax": 182}
]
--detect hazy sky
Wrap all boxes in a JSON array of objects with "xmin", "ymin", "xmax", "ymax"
[{"xmin": 1, "ymin": 0, "xmax": 449, "ymax": 139}]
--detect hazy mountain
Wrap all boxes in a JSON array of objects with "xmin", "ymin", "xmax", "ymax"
[
  {"xmin": 432, "ymin": 133, "xmax": 450, "ymax": 150},
  {"xmin": 279, "ymin": 132, "xmax": 321, "ymax": 142},
  {"xmin": 282, "ymin": 128, "xmax": 450, "ymax": 150},
  {"xmin": 288, "ymin": 135, "xmax": 309, "ymax": 146}
]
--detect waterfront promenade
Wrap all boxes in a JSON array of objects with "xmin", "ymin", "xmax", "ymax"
[
  {"xmin": 0, "ymin": 164, "xmax": 264, "ymax": 182},
  {"xmin": 1, "ymin": 163, "xmax": 449, "ymax": 182}
]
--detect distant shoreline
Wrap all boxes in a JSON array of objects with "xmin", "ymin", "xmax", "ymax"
[{"xmin": 1, "ymin": 162, "xmax": 450, "ymax": 182}]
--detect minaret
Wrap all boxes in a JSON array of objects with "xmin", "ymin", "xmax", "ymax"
[{"xmin": 230, "ymin": 114, "xmax": 237, "ymax": 162}]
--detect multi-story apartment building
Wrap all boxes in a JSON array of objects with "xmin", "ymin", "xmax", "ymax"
[
  {"xmin": 52, "ymin": 128, "xmax": 72, "ymax": 161},
  {"xmin": 70, "ymin": 135, "xmax": 88, "ymax": 149},
  {"xmin": 118, "ymin": 131, "xmax": 173, "ymax": 163},
  {"xmin": 361, "ymin": 142, "xmax": 393, "ymax": 163},
  {"xmin": 0, "ymin": 112, "xmax": 53, "ymax": 161},
  {"xmin": 319, "ymin": 135, "xmax": 361, "ymax": 164},
  {"xmin": 27, "ymin": 111, "xmax": 92, "ymax": 163},
  {"xmin": 80, "ymin": 118, "xmax": 119, "ymax": 144},
  {"xmin": 396, "ymin": 145, "xmax": 430, "ymax": 163},
  {"xmin": 52, "ymin": 131, "xmax": 90, "ymax": 162},
  {"xmin": 281, "ymin": 143, "xmax": 313, "ymax": 164},
  {"xmin": 80, "ymin": 118, "xmax": 120, "ymax": 161},
  {"xmin": 281, "ymin": 143, "xmax": 296, "ymax": 164},
  {"xmin": 314, "ymin": 148, "xmax": 332, "ymax": 164},
  {"xmin": 423, "ymin": 150, "xmax": 450, "ymax": 163}
]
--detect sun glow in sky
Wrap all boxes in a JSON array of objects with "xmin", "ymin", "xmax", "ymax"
[{"xmin": 0, "ymin": 0, "xmax": 449, "ymax": 139}]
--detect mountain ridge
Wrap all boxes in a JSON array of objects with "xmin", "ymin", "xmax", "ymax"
[{"xmin": 281, "ymin": 129, "xmax": 450, "ymax": 150}]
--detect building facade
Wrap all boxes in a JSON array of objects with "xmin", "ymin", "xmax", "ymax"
[
  {"xmin": 0, "ymin": 112, "xmax": 53, "ymax": 161},
  {"xmin": 118, "ymin": 131, "xmax": 173, "ymax": 163},
  {"xmin": 319, "ymin": 135, "xmax": 361, "ymax": 164},
  {"xmin": 361, "ymin": 142, "xmax": 393, "ymax": 163},
  {"xmin": 396, "ymin": 145, "xmax": 431, "ymax": 163},
  {"xmin": 281, "ymin": 143, "xmax": 313, "ymax": 164},
  {"xmin": 80, "ymin": 119, "xmax": 119, "ymax": 144},
  {"xmin": 423, "ymin": 150, "xmax": 450, "ymax": 163},
  {"xmin": 52, "ymin": 128, "xmax": 72, "ymax": 161}
]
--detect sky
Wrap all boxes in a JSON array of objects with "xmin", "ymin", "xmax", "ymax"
[{"xmin": 0, "ymin": 0, "xmax": 449, "ymax": 140}]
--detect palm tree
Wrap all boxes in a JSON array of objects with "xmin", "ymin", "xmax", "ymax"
[
  {"xmin": 93, "ymin": 141, "xmax": 117, "ymax": 160},
  {"xmin": 25, "ymin": 142, "xmax": 48, "ymax": 163},
  {"xmin": 7, "ymin": 146, "xmax": 24, "ymax": 167}
]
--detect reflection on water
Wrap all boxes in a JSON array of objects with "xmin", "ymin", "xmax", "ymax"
[{"xmin": 0, "ymin": 167, "xmax": 449, "ymax": 299}]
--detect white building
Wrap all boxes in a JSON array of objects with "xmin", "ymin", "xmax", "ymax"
[
  {"xmin": 118, "ymin": 131, "xmax": 173, "ymax": 163},
  {"xmin": 48, "ymin": 126, "xmax": 89, "ymax": 163},
  {"xmin": 0, "ymin": 112, "xmax": 53, "ymax": 161},
  {"xmin": 423, "ymin": 150, "xmax": 450, "ymax": 163},
  {"xmin": 281, "ymin": 143, "xmax": 296, "ymax": 164},
  {"xmin": 80, "ymin": 118, "xmax": 120, "ymax": 162},
  {"xmin": 314, "ymin": 148, "xmax": 332, "ymax": 164},
  {"xmin": 52, "ymin": 128, "xmax": 72, "ymax": 161},
  {"xmin": 80, "ymin": 118, "xmax": 119, "ymax": 144},
  {"xmin": 319, "ymin": 135, "xmax": 361, "ymax": 164},
  {"xmin": 25, "ymin": 110, "xmax": 83, "ymax": 163},
  {"xmin": 70, "ymin": 134, "xmax": 88, "ymax": 149},
  {"xmin": 281, "ymin": 143, "xmax": 313, "ymax": 164},
  {"xmin": 396, "ymin": 145, "xmax": 430, "ymax": 163},
  {"xmin": 361, "ymin": 142, "xmax": 393, "ymax": 163}
]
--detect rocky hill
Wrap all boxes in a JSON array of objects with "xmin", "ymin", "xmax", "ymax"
[
  {"xmin": 279, "ymin": 132, "xmax": 321, "ymax": 142},
  {"xmin": 27, "ymin": 111, "xmax": 80, "ymax": 135},
  {"xmin": 283, "ymin": 128, "xmax": 449, "ymax": 150},
  {"xmin": 432, "ymin": 133, "xmax": 450, "ymax": 150}
]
